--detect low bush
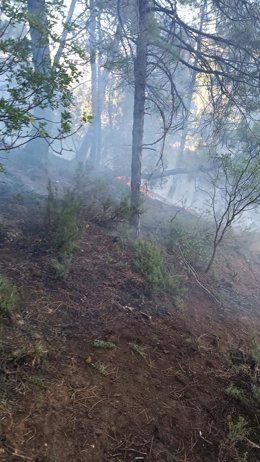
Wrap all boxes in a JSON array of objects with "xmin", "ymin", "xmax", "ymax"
[
  {"xmin": 73, "ymin": 169, "xmax": 143, "ymax": 225},
  {"xmin": 47, "ymin": 182, "xmax": 81, "ymax": 254},
  {"xmin": 133, "ymin": 240, "xmax": 182, "ymax": 301},
  {"xmin": 0, "ymin": 274, "xmax": 17, "ymax": 319},
  {"xmin": 47, "ymin": 182, "xmax": 82, "ymax": 279},
  {"xmin": 134, "ymin": 240, "xmax": 165, "ymax": 286},
  {"xmin": 51, "ymin": 253, "xmax": 72, "ymax": 280},
  {"xmin": 251, "ymin": 333, "xmax": 260, "ymax": 366},
  {"xmin": 165, "ymin": 214, "xmax": 211, "ymax": 268}
]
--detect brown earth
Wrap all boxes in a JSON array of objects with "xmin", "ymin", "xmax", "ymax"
[{"xmin": 0, "ymin": 188, "xmax": 259, "ymax": 462}]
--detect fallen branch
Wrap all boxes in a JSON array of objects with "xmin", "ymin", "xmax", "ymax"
[
  {"xmin": 142, "ymin": 165, "xmax": 213, "ymax": 180},
  {"xmin": 245, "ymin": 437, "xmax": 260, "ymax": 450}
]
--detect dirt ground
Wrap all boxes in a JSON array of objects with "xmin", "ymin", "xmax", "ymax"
[{"xmin": 0, "ymin": 184, "xmax": 259, "ymax": 462}]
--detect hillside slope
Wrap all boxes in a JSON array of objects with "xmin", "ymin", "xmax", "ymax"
[{"xmin": 0, "ymin": 185, "xmax": 259, "ymax": 462}]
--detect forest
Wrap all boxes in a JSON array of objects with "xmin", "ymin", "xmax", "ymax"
[{"xmin": 0, "ymin": 1, "xmax": 260, "ymax": 461}]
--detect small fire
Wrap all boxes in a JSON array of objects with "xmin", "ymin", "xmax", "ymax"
[{"xmin": 116, "ymin": 176, "xmax": 163, "ymax": 201}]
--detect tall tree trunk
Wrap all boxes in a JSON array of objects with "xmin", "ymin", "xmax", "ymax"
[
  {"xmin": 96, "ymin": 11, "xmax": 103, "ymax": 166},
  {"xmin": 76, "ymin": 17, "xmax": 122, "ymax": 168},
  {"xmin": 89, "ymin": 0, "xmax": 100, "ymax": 167},
  {"xmin": 168, "ymin": 0, "xmax": 208, "ymax": 199},
  {"xmin": 53, "ymin": 0, "xmax": 77, "ymax": 67},
  {"xmin": 25, "ymin": 0, "xmax": 52, "ymax": 170},
  {"xmin": 27, "ymin": 0, "xmax": 51, "ymax": 72},
  {"xmin": 27, "ymin": 0, "xmax": 77, "ymax": 172},
  {"xmin": 130, "ymin": 0, "xmax": 149, "ymax": 235}
]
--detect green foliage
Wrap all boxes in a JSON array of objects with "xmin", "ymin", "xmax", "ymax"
[
  {"xmin": 51, "ymin": 253, "xmax": 72, "ymax": 280},
  {"xmin": 226, "ymin": 384, "xmax": 245, "ymax": 401},
  {"xmin": 225, "ymin": 336, "xmax": 260, "ymax": 414},
  {"xmin": 0, "ymin": 0, "xmax": 82, "ymax": 150},
  {"xmin": 166, "ymin": 214, "xmax": 211, "ymax": 268},
  {"xmin": 114, "ymin": 195, "xmax": 144, "ymax": 222},
  {"xmin": 219, "ymin": 416, "xmax": 249, "ymax": 462},
  {"xmin": 47, "ymin": 182, "xmax": 82, "ymax": 279},
  {"xmin": 226, "ymin": 416, "xmax": 249, "ymax": 444},
  {"xmin": 133, "ymin": 240, "xmax": 182, "ymax": 300},
  {"xmin": 130, "ymin": 343, "xmax": 146, "ymax": 358},
  {"xmin": 74, "ymin": 171, "xmax": 143, "ymax": 225},
  {"xmin": 251, "ymin": 384, "xmax": 260, "ymax": 404},
  {"xmin": 12, "ymin": 342, "xmax": 48, "ymax": 366},
  {"xmin": 30, "ymin": 376, "xmax": 49, "ymax": 390},
  {"xmin": 60, "ymin": 110, "xmax": 72, "ymax": 134},
  {"xmin": 81, "ymin": 112, "xmax": 93, "ymax": 124},
  {"xmin": 0, "ymin": 275, "xmax": 17, "ymax": 318},
  {"xmin": 250, "ymin": 333, "xmax": 260, "ymax": 366},
  {"xmin": 134, "ymin": 240, "xmax": 165, "ymax": 286},
  {"xmin": 93, "ymin": 340, "xmax": 116, "ymax": 349},
  {"xmin": 47, "ymin": 182, "xmax": 81, "ymax": 253},
  {"xmin": 91, "ymin": 362, "xmax": 108, "ymax": 376}
]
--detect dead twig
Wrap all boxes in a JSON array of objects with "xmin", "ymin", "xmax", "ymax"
[
  {"xmin": 245, "ymin": 437, "xmax": 260, "ymax": 450},
  {"xmin": 178, "ymin": 246, "xmax": 221, "ymax": 306}
]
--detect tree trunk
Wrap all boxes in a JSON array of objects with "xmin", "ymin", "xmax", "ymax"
[
  {"xmin": 89, "ymin": 0, "xmax": 100, "ymax": 167},
  {"xmin": 27, "ymin": 0, "xmax": 51, "ymax": 72},
  {"xmin": 53, "ymin": 0, "xmax": 77, "ymax": 67},
  {"xmin": 130, "ymin": 0, "xmax": 149, "ymax": 236},
  {"xmin": 76, "ymin": 126, "xmax": 94, "ymax": 165},
  {"xmin": 205, "ymin": 244, "xmax": 217, "ymax": 273},
  {"xmin": 24, "ymin": 0, "xmax": 52, "ymax": 171}
]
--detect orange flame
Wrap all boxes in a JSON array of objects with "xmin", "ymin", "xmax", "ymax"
[{"xmin": 116, "ymin": 176, "xmax": 162, "ymax": 200}]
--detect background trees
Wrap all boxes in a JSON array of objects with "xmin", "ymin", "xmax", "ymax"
[
  {"xmin": 2, "ymin": 0, "xmax": 260, "ymax": 242},
  {"xmin": 0, "ymin": 0, "xmax": 82, "ymax": 158}
]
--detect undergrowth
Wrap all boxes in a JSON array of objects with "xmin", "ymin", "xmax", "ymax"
[
  {"xmin": 47, "ymin": 182, "xmax": 81, "ymax": 253},
  {"xmin": 133, "ymin": 240, "xmax": 182, "ymax": 301},
  {"xmin": 224, "ymin": 335, "xmax": 260, "ymax": 458},
  {"xmin": 0, "ymin": 274, "xmax": 17, "ymax": 319},
  {"xmin": 73, "ymin": 170, "xmax": 144, "ymax": 225},
  {"xmin": 93, "ymin": 340, "xmax": 115, "ymax": 349},
  {"xmin": 219, "ymin": 416, "xmax": 249, "ymax": 462},
  {"xmin": 47, "ymin": 182, "xmax": 81, "ymax": 279},
  {"xmin": 165, "ymin": 213, "xmax": 212, "ymax": 268},
  {"xmin": 12, "ymin": 342, "xmax": 48, "ymax": 366}
]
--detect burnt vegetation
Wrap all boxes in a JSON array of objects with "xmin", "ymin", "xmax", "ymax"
[{"xmin": 0, "ymin": 0, "xmax": 260, "ymax": 461}]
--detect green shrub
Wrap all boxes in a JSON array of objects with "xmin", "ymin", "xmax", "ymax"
[
  {"xmin": 134, "ymin": 240, "xmax": 182, "ymax": 300},
  {"xmin": 219, "ymin": 415, "xmax": 249, "ymax": 461},
  {"xmin": 12, "ymin": 341, "xmax": 48, "ymax": 366},
  {"xmin": 134, "ymin": 240, "xmax": 165, "ymax": 286},
  {"xmin": 72, "ymin": 169, "xmax": 143, "ymax": 225},
  {"xmin": 47, "ymin": 182, "xmax": 82, "ymax": 280},
  {"xmin": 93, "ymin": 340, "xmax": 115, "ymax": 349},
  {"xmin": 251, "ymin": 384, "xmax": 260, "ymax": 404},
  {"xmin": 51, "ymin": 253, "xmax": 72, "ymax": 280},
  {"xmin": 130, "ymin": 343, "xmax": 146, "ymax": 358},
  {"xmin": 47, "ymin": 182, "xmax": 81, "ymax": 253},
  {"xmin": 114, "ymin": 195, "xmax": 144, "ymax": 222},
  {"xmin": 226, "ymin": 384, "xmax": 245, "ymax": 401},
  {"xmin": 227, "ymin": 416, "xmax": 249, "ymax": 444},
  {"xmin": 166, "ymin": 216, "xmax": 211, "ymax": 267},
  {"xmin": 0, "ymin": 275, "xmax": 17, "ymax": 318},
  {"xmin": 250, "ymin": 334, "xmax": 260, "ymax": 366}
]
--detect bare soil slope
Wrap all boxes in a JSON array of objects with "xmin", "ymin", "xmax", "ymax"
[{"xmin": 0, "ymin": 188, "xmax": 259, "ymax": 462}]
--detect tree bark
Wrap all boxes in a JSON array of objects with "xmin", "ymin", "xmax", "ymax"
[
  {"xmin": 130, "ymin": 0, "xmax": 149, "ymax": 235},
  {"xmin": 27, "ymin": 0, "xmax": 51, "ymax": 72},
  {"xmin": 89, "ymin": 0, "xmax": 100, "ymax": 167},
  {"xmin": 25, "ymin": 0, "xmax": 52, "ymax": 170},
  {"xmin": 53, "ymin": 0, "xmax": 77, "ymax": 67}
]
